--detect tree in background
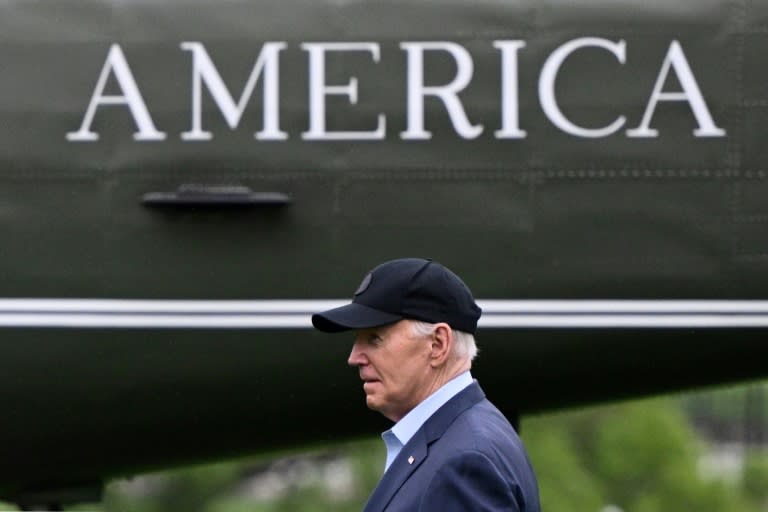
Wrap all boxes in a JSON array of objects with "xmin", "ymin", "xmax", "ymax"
[
  {"xmin": 523, "ymin": 399, "xmax": 753, "ymax": 512},
  {"xmin": 743, "ymin": 453, "xmax": 768, "ymax": 509}
]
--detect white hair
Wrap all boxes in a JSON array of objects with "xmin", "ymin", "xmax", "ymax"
[{"xmin": 410, "ymin": 320, "xmax": 478, "ymax": 362}]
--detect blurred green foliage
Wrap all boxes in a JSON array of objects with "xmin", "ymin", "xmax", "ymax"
[
  {"xmin": 7, "ymin": 392, "xmax": 764, "ymax": 512},
  {"xmin": 743, "ymin": 453, "xmax": 768, "ymax": 505},
  {"xmin": 684, "ymin": 382, "xmax": 768, "ymax": 426},
  {"xmin": 97, "ymin": 441, "xmax": 386, "ymax": 512},
  {"xmin": 523, "ymin": 399, "xmax": 757, "ymax": 512}
]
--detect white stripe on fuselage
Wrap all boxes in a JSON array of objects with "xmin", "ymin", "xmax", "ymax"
[{"xmin": 0, "ymin": 299, "xmax": 765, "ymax": 328}]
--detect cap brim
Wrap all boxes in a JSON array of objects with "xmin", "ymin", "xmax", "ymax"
[{"xmin": 312, "ymin": 302, "xmax": 403, "ymax": 333}]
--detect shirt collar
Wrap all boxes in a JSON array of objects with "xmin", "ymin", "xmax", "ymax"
[{"xmin": 389, "ymin": 370, "xmax": 473, "ymax": 447}]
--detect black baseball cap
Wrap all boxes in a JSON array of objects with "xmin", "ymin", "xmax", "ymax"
[{"xmin": 312, "ymin": 258, "xmax": 482, "ymax": 334}]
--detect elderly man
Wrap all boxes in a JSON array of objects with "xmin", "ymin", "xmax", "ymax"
[{"xmin": 312, "ymin": 258, "xmax": 540, "ymax": 512}]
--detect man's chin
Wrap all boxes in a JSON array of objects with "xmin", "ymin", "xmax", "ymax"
[{"xmin": 365, "ymin": 396, "xmax": 379, "ymax": 410}]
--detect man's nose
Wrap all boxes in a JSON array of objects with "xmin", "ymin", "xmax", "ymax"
[{"xmin": 348, "ymin": 341, "xmax": 367, "ymax": 367}]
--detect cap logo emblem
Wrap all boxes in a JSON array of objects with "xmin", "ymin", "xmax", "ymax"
[{"xmin": 354, "ymin": 272, "xmax": 372, "ymax": 296}]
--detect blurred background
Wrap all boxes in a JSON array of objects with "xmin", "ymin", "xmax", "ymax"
[{"xmin": 5, "ymin": 380, "xmax": 765, "ymax": 512}]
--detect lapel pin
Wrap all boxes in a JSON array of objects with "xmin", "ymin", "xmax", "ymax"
[{"xmin": 408, "ymin": 456, "xmax": 415, "ymax": 465}]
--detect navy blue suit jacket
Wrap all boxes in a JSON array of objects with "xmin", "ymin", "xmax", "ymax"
[{"xmin": 363, "ymin": 382, "xmax": 540, "ymax": 512}]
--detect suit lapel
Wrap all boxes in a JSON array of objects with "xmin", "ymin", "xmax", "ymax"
[
  {"xmin": 363, "ymin": 431, "xmax": 428, "ymax": 512},
  {"xmin": 363, "ymin": 382, "xmax": 486, "ymax": 512}
]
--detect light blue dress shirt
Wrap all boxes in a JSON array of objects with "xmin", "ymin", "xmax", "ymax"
[{"xmin": 381, "ymin": 371, "xmax": 473, "ymax": 472}]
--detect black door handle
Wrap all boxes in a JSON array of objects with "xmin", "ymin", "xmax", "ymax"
[{"xmin": 142, "ymin": 185, "xmax": 291, "ymax": 208}]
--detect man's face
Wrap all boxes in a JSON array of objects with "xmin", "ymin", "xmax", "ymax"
[{"xmin": 347, "ymin": 320, "xmax": 433, "ymax": 422}]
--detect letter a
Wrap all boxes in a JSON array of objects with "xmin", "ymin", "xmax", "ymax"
[
  {"xmin": 627, "ymin": 41, "xmax": 725, "ymax": 138},
  {"xmin": 67, "ymin": 44, "xmax": 166, "ymax": 142}
]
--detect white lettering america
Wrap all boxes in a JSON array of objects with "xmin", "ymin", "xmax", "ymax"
[{"xmin": 66, "ymin": 38, "xmax": 726, "ymax": 142}]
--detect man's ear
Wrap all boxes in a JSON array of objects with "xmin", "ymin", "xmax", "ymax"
[{"xmin": 429, "ymin": 323, "xmax": 453, "ymax": 367}]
